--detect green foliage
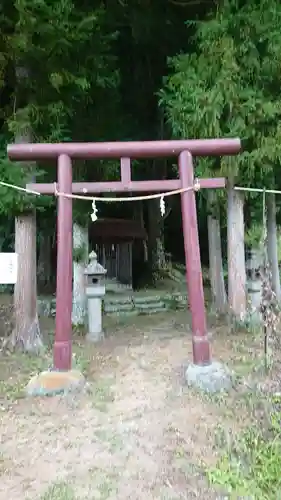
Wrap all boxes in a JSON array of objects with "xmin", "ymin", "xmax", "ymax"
[
  {"xmin": 0, "ymin": 135, "xmax": 52, "ymax": 214},
  {"xmin": 0, "ymin": 0, "xmax": 120, "ymax": 220},
  {"xmin": 159, "ymin": 0, "xmax": 281, "ymax": 187},
  {"xmin": 208, "ymin": 423, "xmax": 281, "ymax": 499},
  {"xmin": 39, "ymin": 481, "xmax": 76, "ymax": 500},
  {"xmin": 244, "ymin": 223, "xmax": 263, "ymax": 248},
  {"xmin": 4, "ymin": 0, "xmax": 119, "ymax": 142}
]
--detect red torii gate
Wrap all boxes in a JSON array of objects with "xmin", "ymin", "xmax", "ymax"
[{"xmin": 7, "ymin": 138, "xmax": 241, "ymax": 372}]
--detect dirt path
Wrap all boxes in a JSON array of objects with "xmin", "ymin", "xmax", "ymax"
[{"xmin": 0, "ymin": 313, "xmax": 255, "ymax": 499}]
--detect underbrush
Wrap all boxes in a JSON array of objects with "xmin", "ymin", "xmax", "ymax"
[{"xmin": 207, "ymin": 394, "xmax": 281, "ymax": 499}]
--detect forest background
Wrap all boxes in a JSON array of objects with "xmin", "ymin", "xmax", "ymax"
[{"xmin": 1, "ymin": 0, "xmax": 281, "ymax": 346}]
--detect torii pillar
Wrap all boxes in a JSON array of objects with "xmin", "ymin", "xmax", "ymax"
[{"xmin": 8, "ymin": 138, "xmax": 241, "ymax": 394}]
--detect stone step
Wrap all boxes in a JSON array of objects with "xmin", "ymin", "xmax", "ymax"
[
  {"xmin": 104, "ymin": 295, "xmax": 133, "ymax": 305},
  {"xmin": 137, "ymin": 308, "xmax": 167, "ymax": 315},
  {"xmin": 171, "ymin": 294, "xmax": 187, "ymax": 301},
  {"xmin": 104, "ymin": 303, "xmax": 134, "ymax": 313},
  {"xmin": 133, "ymin": 295, "xmax": 162, "ymax": 305},
  {"xmin": 106, "ymin": 310, "xmax": 139, "ymax": 318},
  {"xmin": 37, "ymin": 292, "xmax": 187, "ymax": 318},
  {"xmin": 136, "ymin": 301, "xmax": 166, "ymax": 311},
  {"xmin": 163, "ymin": 295, "xmax": 186, "ymax": 304}
]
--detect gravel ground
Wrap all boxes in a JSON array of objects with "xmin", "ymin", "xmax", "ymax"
[{"xmin": 0, "ymin": 312, "xmax": 262, "ymax": 500}]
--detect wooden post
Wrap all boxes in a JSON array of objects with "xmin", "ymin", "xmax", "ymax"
[
  {"xmin": 54, "ymin": 154, "xmax": 73, "ymax": 370},
  {"xmin": 178, "ymin": 151, "xmax": 211, "ymax": 365}
]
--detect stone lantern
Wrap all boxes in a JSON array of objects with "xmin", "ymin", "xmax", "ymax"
[{"xmin": 84, "ymin": 251, "xmax": 107, "ymax": 341}]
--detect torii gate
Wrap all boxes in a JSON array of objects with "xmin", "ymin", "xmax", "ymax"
[{"xmin": 7, "ymin": 138, "xmax": 241, "ymax": 372}]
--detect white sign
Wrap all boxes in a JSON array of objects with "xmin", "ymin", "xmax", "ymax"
[{"xmin": 0, "ymin": 253, "xmax": 18, "ymax": 284}]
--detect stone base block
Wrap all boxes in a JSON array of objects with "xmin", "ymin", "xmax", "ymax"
[
  {"xmin": 185, "ymin": 361, "xmax": 233, "ymax": 393},
  {"xmin": 26, "ymin": 369, "xmax": 85, "ymax": 396}
]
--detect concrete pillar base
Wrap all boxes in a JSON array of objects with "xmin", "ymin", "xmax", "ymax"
[
  {"xmin": 25, "ymin": 369, "xmax": 85, "ymax": 396},
  {"xmin": 185, "ymin": 361, "xmax": 233, "ymax": 393}
]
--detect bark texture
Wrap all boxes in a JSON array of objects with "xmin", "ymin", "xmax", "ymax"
[
  {"xmin": 13, "ymin": 214, "xmax": 42, "ymax": 351},
  {"xmin": 266, "ymin": 193, "xmax": 281, "ymax": 301},
  {"xmin": 11, "ymin": 107, "xmax": 43, "ymax": 351},
  {"xmin": 227, "ymin": 183, "xmax": 247, "ymax": 320},
  {"xmin": 72, "ymin": 223, "xmax": 88, "ymax": 326}
]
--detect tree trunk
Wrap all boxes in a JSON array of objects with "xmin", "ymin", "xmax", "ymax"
[
  {"xmin": 13, "ymin": 213, "xmax": 42, "ymax": 352},
  {"xmin": 72, "ymin": 223, "xmax": 88, "ymax": 326},
  {"xmin": 207, "ymin": 190, "xmax": 227, "ymax": 312},
  {"xmin": 11, "ymin": 109, "xmax": 42, "ymax": 351},
  {"xmin": 227, "ymin": 182, "xmax": 247, "ymax": 320},
  {"xmin": 266, "ymin": 193, "xmax": 281, "ymax": 301},
  {"xmin": 147, "ymin": 198, "xmax": 165, "ymax": 272}
]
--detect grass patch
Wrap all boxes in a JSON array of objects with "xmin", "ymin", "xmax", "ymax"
[
  {"xmin": 72, "ymin": 346, "xmax": 92, "ymax": 374},
  {"xmin": 39, "ymin": 481, "xmax": 76, "ymax": 500},
  {"xmin": 94, "ymin": 429, "xmax": 124, "ymax": 452},
  {"xmin": 0, "ymin": 452, "xmax": 10, "ymax": 476},
  {"xmin": 97, "ymin": 477, "xmax": 118, "ymax": 500},
  {"xmin": 88, "ymin": 378, "xmax": 115, "ymax": 412},
  {"xmin": 207, "ymin": 394, "xmax": 281, "ymax": 499},
  {"xmin": 0, "ymin": 352, "xmax": 52, "ymax": 401},
  {"xmin": 87, "ymin": 468, "xmax": 119, "ymax": 499}
]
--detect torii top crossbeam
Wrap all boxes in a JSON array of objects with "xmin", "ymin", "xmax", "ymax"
[{"xmin": 7, "ymin": 138, "xmax": 240, "ymax": 160}]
